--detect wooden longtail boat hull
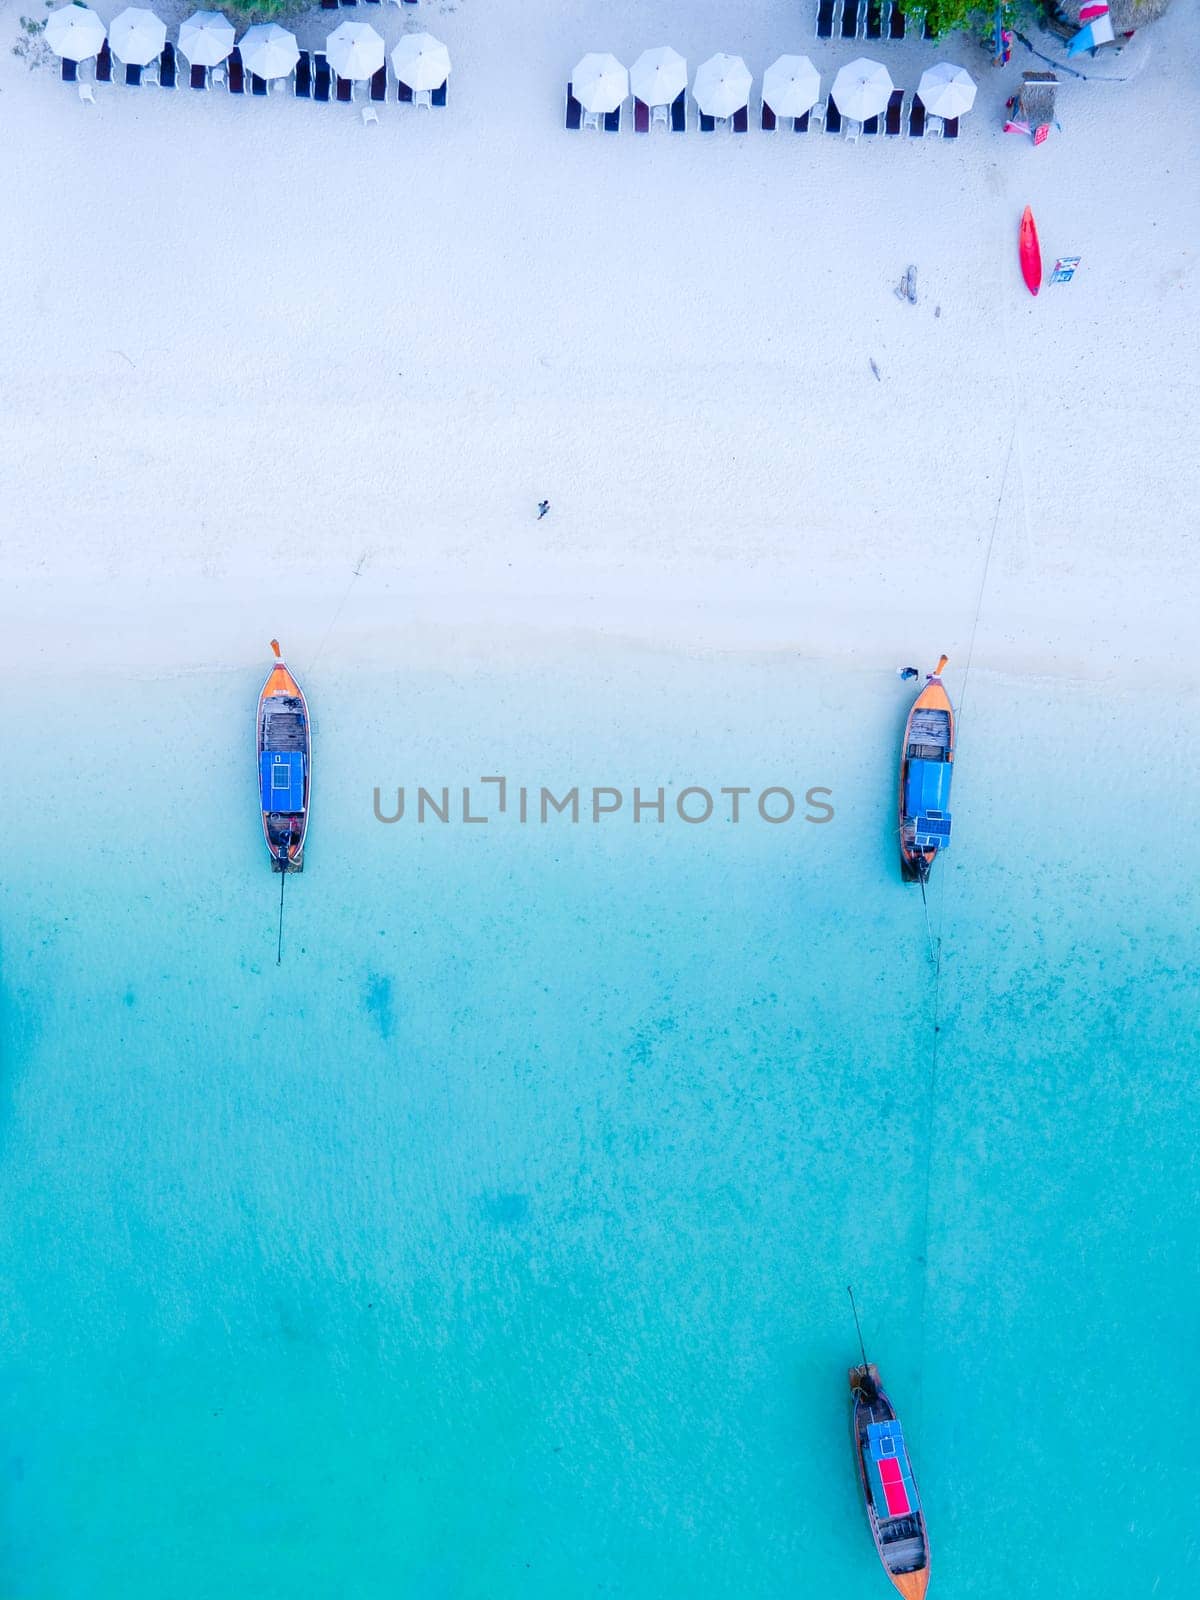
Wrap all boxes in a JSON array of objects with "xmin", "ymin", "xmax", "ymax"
[
  {"xmin": 257, "ymin": 640, "xmax": 310, "ymax": 874},
  {"xmin": 1019, "ymin": 205, "xmax": 1041, "ymax": 297},
  {"xmin": 898, "ymin": 655, "xmax": 954, "ymax": 884},
  {"xmin": 849, "ymin": 1364, "xmax": 930, "ymax": 1600}
]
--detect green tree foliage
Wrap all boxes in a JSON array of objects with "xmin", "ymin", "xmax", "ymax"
[
  {"xmin": 907, "ymin": 0, "xmax": 1018, "ymax": 41},
  {"xmin": 221, "ymin": 0, "xmax": 294, "ymax": 17}
]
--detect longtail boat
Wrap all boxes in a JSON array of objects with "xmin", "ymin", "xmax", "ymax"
[
  {"xmin": 257, "ymin": 639, "xmax": 310, "ymax": 874},
  {"xmin": 850, "ymin": 1362, "xmax": 930, "ymax": 1599},
  {"xmin": 898, "ymin": 654, "xmax": 954, "ymax": 884}
]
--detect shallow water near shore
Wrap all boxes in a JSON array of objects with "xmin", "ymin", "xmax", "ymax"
[{"xmin": 1, "ymin": 652, "xmax": 1197, "ymax": 1599}]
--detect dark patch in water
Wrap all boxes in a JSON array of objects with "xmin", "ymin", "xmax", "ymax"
[
  {"xmin": 364, "ymin": 973, "xmax": 395, "ymax": 1040},
  {"xmin": 482, "ymin": 1192, "xmax": 529, "ymax": 1226},
  {"xmin": 123, "ymin": 990, "xmax": 136, "ymax": 1008}
]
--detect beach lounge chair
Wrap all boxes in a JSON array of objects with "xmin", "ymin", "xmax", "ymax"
[
  {"xmin": 125, "ymin": 63, "xmax": 144, "ymax": 86},
  {"xmin": 698, "ymin": 111, "xmax": 716, "ymax": 133},
  {"xmin": 79, "ymin": 81, "xmax": 96, "ymax": 103},
  {"xmin": 370, "ymin": 64, "xmax": 386, "ymax": 101},
  {"xmin": 816, "ymin": 0, "xmax": 838, "ymax": 39},
  {"xmin": 251, "ymin": 73, "xmax": 268, "ymax": 97},
  {"xmin": 341, "ymin": 0, "xmax": 357, "ymax": 6},
  {"xmin": 604, "ymin": 106, "xmax": 621, "ymax": 133},
  {"xmin": 888, "ymin": 5, "xmax": 907, "ymax": 38},
  {"xmin": 884, "ymin": 89, "xmax": 904, "ymax": 136},
  {"xmin": 670, "ymin": 90, "xmax": 686, "ymax": 131},
  {"xmin": 398, "ymin": 78, "xmax": 413, "ymax": 103},
  {"xmin": 732, "ymin": 105, "xmax": 748, "ymax": 133},
  {"xmin": 295, "ymin": 51, "xmax": 312, "ymax": 97},
  {"xmin": 761, "ymin": 102, "xmax": 777, "ymax": 132},
  {"xmin": 227, "ymin": 47, "xmax": 244, "ymax": 94},
  {"xmin": 159, "ymin": 42, "xmax": 176, "ymax": 87},
  {"xmin": 841, "ymin": 0, "xmax": 860, "ymax": 37},
  {"xmin": 865, "ymin": 1, "xmax": 883, "ymax": 39},
  {"xmin": 321, "ymin": 0, "xmax": 336, "ymax": 6},
  {"xmin": 61, "ymin": 57, "xmax": 78, "ymax": 84},
  {"xmin": 794, "ymin": 110, "xmax": 810, "ymax": 133},
  {"xmin": 431, "ymin": 79, "xmax": 446, "ymax": 107},
  {"xmin": 564, "ymin": 82, "xmax": 581, "ymax": 129},
  {"xmin": 923, "ymin": 15, "xmax": 936, "ymax": 36},
  {"xmin": 313, "ymin": 52, "xmax": 330, "ymax": 101},
  {"xmin": 908, "ymin": 95, "xmax": 926, "ymax": 137},
  {"xmin": 634, "ymin": 97, "xmax": 650, "ymax": 133},
  {"xmin": 96, "ymin": 41, "xmax": 112, "ymax": 82},
  {"xmin": 362, "ymin": 105, "xmax": 379, "ymax": 124},
  {"xmin": 943, "ymin": 116, "xmax": 959, "ymax": 139},
  {"xmin": 824, "ymin": 98, "xmax": 842, "ymax": 134},
  {"xmin": 190, "ymin": 62, "xmax": 207, "ymax": 90},
  {"xmin": 336, "ymin": 75, "xmax": 352, "ymax": 103},
  {"xmin": 862, "ymin": 111, "xmax": 880, "ymax": 136}
]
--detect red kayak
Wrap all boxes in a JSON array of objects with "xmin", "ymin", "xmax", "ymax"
[{"xmin": 1019, "ymin": 205, "xmax": 1041, "ymax": 297}]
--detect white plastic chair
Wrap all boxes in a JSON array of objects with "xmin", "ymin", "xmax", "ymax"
[
  {"xmin": 844, "ymin": 117, "xmax": 861, "ymax": 144},
  {"xmin": 650, "ymin": 101, "xmax": 669, "ymax": 130},
  {"xmin": 361, "ymin": 105, "xmax": 379, "ymax": 126},
  {"xmin": 414, "ymin": 87, "xmax": 432, "ymax": 109},
  {"xmin": 79, "ymin": 81, "xmax": 96, "ymax": 104},
  {"xmin": 582, "ymin": 107, "xmax": 600, "ymax": 131},
  {"xmin": 212, "ymin": 63, "xmax": 226, "ymax": 87}
]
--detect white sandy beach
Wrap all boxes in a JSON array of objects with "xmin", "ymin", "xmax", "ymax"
[{"xmin": 1, "ymin": 0, "xmax": 1197, "ymax": 684}]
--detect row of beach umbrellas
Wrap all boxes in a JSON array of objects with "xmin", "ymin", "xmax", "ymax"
[
  {"xmin": 575, "ymin": 47, "xmax": 977, "ymax": 122},
  {"xmin": 46, "ymin": 5, "xmax": 450, "ymax": 85}
]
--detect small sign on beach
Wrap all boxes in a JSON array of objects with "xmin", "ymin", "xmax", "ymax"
[{"xmin": 1050, "ymin": 256, "xmax": 1081, "ymax": 285}]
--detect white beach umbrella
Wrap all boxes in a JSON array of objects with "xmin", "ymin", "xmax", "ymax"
[
  {"xmin": 109, "ymin": 6, "xmax": 166, "ymax": 65},
  {"xmin": 326, "ymin": 20, "xmax": 384, "ymax": 81},
  {"xmin": 692, "ymin": 53, "xmax": 752, "ymax": 119},
  {"xmin": 630, "ymin": 45, "xmax": 687, "ymax": 108},
  {"xmin": 831, "ymin": 57, "xmax": 894, "ymax": 122},
  {"xmin": 571, "ymin": 52, "xmax": 628, "ymax": 115},
  {"xmin": 239, "ymin": 22, "xmax": 298, "ymax": 80},
  {"xmin": 390, "ymin": 31, "xmax": 450, "ymax": 91},
  {"xmin": 917, "ymin": 62, "xmax": 977, "ymax": 119},
  {"xmin": 179, "ymin": 10, "xmax": 235, "ymax": 68},
  {"xmin": 45, "ymin": 4, "xmax": 106, "ymax": 60},
  {"xmin": 762, "ymin": 54, "xmax": 821, "ymax": 118}
]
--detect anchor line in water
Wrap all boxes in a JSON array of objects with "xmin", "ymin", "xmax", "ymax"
[
  {"xmin": 910, "ymin": 426, "xmax": 1012, "ymax": 1450},
  {"xmin": 276, "ymin": 863, "xmax": 286, "ymax": 965}
]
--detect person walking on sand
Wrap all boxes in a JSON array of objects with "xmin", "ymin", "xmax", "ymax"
[{"xmin": 537, "ymin": 500, "xmax": 550, "ymax": 519}]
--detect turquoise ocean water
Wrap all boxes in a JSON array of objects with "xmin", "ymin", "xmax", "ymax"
[{"xmin": 1, "ymin": 652, "xmax": 1196, "ymax": 1598}]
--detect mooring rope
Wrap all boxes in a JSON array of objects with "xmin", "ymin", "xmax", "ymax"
[
  {"xmin": 914, "ymin": 420, "xmax": 1014, "ymax": 1449},
  {"xmin": 310, "ymin": 550, "xmax": 369, "ymax": 673}
]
